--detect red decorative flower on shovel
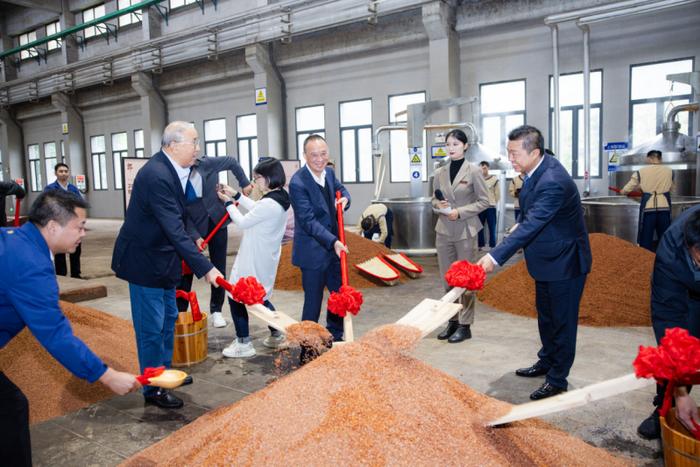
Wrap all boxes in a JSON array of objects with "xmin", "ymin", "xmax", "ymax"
[
  {"xmin": 328, "ymin": 285, "xmax": 364, "ymax": 318},
  {"xmin": 231, "ymin": 276, "xmax": 266, "ymax": 305},
  {"xmin": 445, "ymin": 260, "xmax": 486, "ymax": 291}
]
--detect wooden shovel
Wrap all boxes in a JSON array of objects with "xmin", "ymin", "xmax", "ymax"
[
  {"xmin": 486, "ymin": 373, "xmax": 654, "ymax": 427},
  {"xmin": 395, "ymin": 287, "xmax": 466, "ymax": 337}
]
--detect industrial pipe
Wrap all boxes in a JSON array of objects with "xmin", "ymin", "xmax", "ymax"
[{"xmin": 666, "ymin": 102, "xmax": 700, "ymax": 129}]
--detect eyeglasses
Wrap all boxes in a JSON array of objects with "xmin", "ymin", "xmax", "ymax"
[{"xmin": 177, "ymin": 138, "xmax": 200, "ymax": 147}]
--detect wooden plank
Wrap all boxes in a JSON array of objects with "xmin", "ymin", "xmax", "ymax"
[
  {"xmin": 486, "ymin": 373, "xmax": 655, "ymax": 426},
  {"xmin": 245, "ymin": 303, "xmax": 298, "ymax": 333}
]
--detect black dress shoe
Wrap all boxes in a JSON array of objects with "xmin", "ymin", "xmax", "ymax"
[
  {"xmin": 447, "ymin": 325, "xmax": 471, "ymax": 343},
  {"xmin": 515, "ymin": 362, "xmax": 549, "ymax": 378},
  {"xmin": 182, "ymin": 375, "xmax": 193, "ymax": 386},
  {"xmin": 437, "ymin": 321, "xmax": 459, "ymax": 340},
  {"xmin": 144, "ymin": 389, "xmax": 184, "ymax": 409},
  {"xmin": 529, "ymin": 382, "xmax": 566, "ymax": 400},
  {"xmin": 637, "ymin": 410, "xmax": 661, "ymax": 440}
]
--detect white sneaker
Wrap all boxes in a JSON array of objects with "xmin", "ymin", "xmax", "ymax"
[
  {"xmin": 211, "ymin": 312, "xmax": 227, "ymax": 328},
  {"xmin": 222, "ymin": 340, "xmax": 256, "ymax": 358},
  {"xmin": 263, "ymin": 334, "xmax": 287, "ymax": 349}
]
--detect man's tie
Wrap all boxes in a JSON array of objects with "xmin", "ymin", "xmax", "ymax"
[{"xmin": 185, "ymin": 178, "xmax": 197, "ymax": 202}]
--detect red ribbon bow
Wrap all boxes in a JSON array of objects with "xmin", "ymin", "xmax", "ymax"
[
  {"xmin": 634, "ymin": 327, "xmax": 700, "ymax": 437},
  {"xmin": 175, "ymin": 289, "xmax": 202, "ymax": 321},
  {"xmin": 136, "ymin": 366, "xmax": 165, "ymax": 385},
  {"xmin": 328, "ymin": 285, "xmax": 364, "ymax": 318},
  {"xmin": 231, "ymin": 276, "xmax": 266, "ymax": 305},
  {"xmin": 445, "ymin": 260, "xmax": 486, "ymax": 291}
]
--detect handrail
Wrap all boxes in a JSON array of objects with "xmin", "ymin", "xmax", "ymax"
[{"xmin": 0, "ymin": 0, "xmax": 166, "ymax": 60}]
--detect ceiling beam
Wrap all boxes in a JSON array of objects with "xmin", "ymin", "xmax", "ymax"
[{"xmin": 1, "ymin": 0, "xmax": 62, "ymax": 13}]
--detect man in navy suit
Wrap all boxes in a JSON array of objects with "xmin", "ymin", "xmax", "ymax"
[
  {"xmin": 178, "ymin": 155, "xmax": 253, "ymax": 328},
  {"xmin": 112, "ymin": 121, "xmax": 223, "ymax": 409},
  {"xmin": 478, "ymin": 125, "xmax": 591, "ymax": 401},
  {"xmin": 289, "ymin": 134, "xmax": 350, "ymax": 341},
  {"xmin": 45, "ymin": 163, "xmax": 83, "ymax": 278}
]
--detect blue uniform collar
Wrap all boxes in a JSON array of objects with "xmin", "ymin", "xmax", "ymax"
[{"xmin": 19, "ymin": 222, "xmax": 52, "ymax": 261}]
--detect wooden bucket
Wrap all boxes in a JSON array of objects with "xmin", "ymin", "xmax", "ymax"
[
  {"xmin": 172, "ymin": 312, "xmax": 208, "ymax": 367},
  {"xmin": 660, "ymin": 408, "xmax": 700, "ymax": 466}
]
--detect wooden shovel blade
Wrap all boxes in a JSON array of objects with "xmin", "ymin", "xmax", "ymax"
[
  {"xmin": 395, "ymin": 298, "xmax": 463, "ymax": 338},
  {"xmin": 245, "ymin": 303, "xmax": 299, "ymax": 334},
  {"xmin": 486, "ymin": 373, "xmax": 654, "ymax": 427}
]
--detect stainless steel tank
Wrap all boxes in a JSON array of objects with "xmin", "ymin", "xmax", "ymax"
[
  {"xmin": 611, "ymin": 103, "xmax": 699, "ymax": 196},
  {"xmin": 582, "ymin": 195, "xmax": 700, "ymax": 244},
  {"xmin": 374, "ymin": 197, "xmax": 437, "ymax": 255}
]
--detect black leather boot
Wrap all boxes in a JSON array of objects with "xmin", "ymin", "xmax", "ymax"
[
  {"xmin": 437, "ymin": 321, "xmax": 459, "ymax": 340},
  {"xmin": 447, "ymin": 325, "xmax": 471, "ymax": 343}
]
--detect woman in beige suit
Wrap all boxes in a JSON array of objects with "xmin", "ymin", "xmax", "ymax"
[{"xmin": 432, "ymin": 129, "xmax": 490, "ymax": 343}]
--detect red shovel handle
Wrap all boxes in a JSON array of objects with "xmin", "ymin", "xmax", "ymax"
[
  {"xmin": 608, "ymin": 186, "xmax": 642, "ymax": 197},
  {"xmin": 182, "ymin": 211, "xmax": 231, "ymax": 276},
  {"xmin": 215, "ymin": 276, "xmax": 235, "ymax": 294},
  {"xmin": 13, "ymin": 197, "xmax": 20, "ymax": 227},
  {"xmin": 335, "ymin": 191, "xmax": 348, "ymax": 287}
]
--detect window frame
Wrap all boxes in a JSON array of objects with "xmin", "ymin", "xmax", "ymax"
[
  {"xmin": 387, "ymin": 91, "xmax": 427, "ymax": 183},
  {"xmin": 479, "ymin": 78, "xmax": 527, "ymax": 157},
  {"xmin": 236, "ymin": 114, "xmax": 258, "ymax": 179},
  {"xmin": 204, "ymin": 118, "xmax": 228, "ymax": 184},
  {"xmin": 628, "ymin": 57, "xmax": 695, "ymax": 147},
  {"xmin": 82, "ymin": 4, "xmax": 107, "ymax": 40},
  {"xmin": 134, "ymin": 129, "xmax": 145, "ymax": 157},
  {"xmin": 548, "ymin": 69, "xmax": 604, "ymax": 179},
  {"xmin": 18, "ymin": 30, "xmax": 38, "ymax": 60},
  {"xmin": 90, "ymin": 135, "xmax": 108, "ymax": 191},
  {"xmin": 339, "ymin": 98, "xmax": 373, "ymax": 184},
  {"xmin": 43, "ymin": 141, "xmax": 58, "ymax": 185},
  {"xmin": 117, "ymin": 0, "xmax": 142, "ymax": 27},
  {"xmin": 45, "ymin": 21, "xmax": 62, "ymax": 51},
  {"xmin": 27, "ymin": 144, "xmax": 41, "ymax": 192},
  {"xmin": 295, "ymin": 104, "xmax": 326, "ymax": 162},
  {"xmin": 111, "ymin": 132, "xmax": 128, "ymax": 190}
]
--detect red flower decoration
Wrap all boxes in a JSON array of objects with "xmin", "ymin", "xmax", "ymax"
[
  {"xmin": 328, "ymin": 285, "xmax": 364, "ymax": 318},
  {"xmin": 445, "ymin": 260, "xmax": 486, "ymax": 291},
  {"xmin": 633, "ymin": 328, "xmax": 700, "ymax": 420},
  {"xmin": 231, "ymin": 276, "xmax": 266, "ymax": 305},
  {"xmin": 136, "ymin": 366, "xmax": 165, "ymax": 385}
]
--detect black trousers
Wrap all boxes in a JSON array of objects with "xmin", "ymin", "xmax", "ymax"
[
  {"xmin": 54, "ymin": 243, "xmax": 82, "ymax": 278},
  {"xmin": 177, "ymin": 221, "xmax": 228, "ymax": 313},
  {"xmin": 0, "ymin": 372, "xmax": 31, "ymax": 467}
]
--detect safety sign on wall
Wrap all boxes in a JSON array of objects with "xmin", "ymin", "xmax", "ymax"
[
  {"xmin": 409, "ymin": 147, "xmax": 422, "ymax": 180},
  {"xmin": 431, "ymin": 145, "xmax": 447, "ymax": 159},
  {"xmin": 255, "ymin": 87, "xmax": 267, "ymax": 106},
  {"xmin": 75, "ymin": 174, "xmax": 86, "ymax": 191},
  {"xmin": 604, "ymin": 141, "xmax": 628, "ymax": 173}
]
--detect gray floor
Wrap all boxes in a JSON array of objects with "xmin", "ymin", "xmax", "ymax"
[{"xmin": 33, "ymin": 219, "xmax": 666, "ymax": 466}]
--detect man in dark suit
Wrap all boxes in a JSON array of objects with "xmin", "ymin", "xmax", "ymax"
[
  {"xmin": 289, "ymin": 134, "xmax": 350, "ymax": 341},
  {"xmin": 477, "ymin": 125, "xmax": 592, "ymax": 401},
  {"xmin": 45, "ymin": 163, "xmax": 83, "ymax": 278},
  {"xmin": 636, "ymin": 205, "xmax": 700, "ymax": 439},
  {"xmin": 112, "ymin": 121, "xmax": 223, "ymax": 409},
  {"xmin": 178, "ymin": 156, "xmax": 253, "ymax": 328}
]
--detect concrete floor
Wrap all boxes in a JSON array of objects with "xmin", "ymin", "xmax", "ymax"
[{"xmin": 33, "ymin": 219, "xmax": 667, "ymax": 466}]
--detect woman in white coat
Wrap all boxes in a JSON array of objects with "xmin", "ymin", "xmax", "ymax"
[{"xmin": 217, "ymin": 158, "xmax": 291, "ymax": 358}]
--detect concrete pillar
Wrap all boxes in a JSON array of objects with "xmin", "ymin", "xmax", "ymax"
[
  {"xmin": 0, "ymin": 108, "xmax": 25, "ymax": 181},
  {"xmin": 422, "ymin": 0, "xmax": 460, "ymax": 123},
  {"xmin": 131, "ymin": 72, "xmax": 167, "ymax": 155},
  {"xmin": 245, "ymin": 43, "xmax": 285, "ymax": 159},
  {"xmin": 51, "ymin": 92, "xmax": 86, "ymax": 176},
  {"xmin": 59, "ymin": 0, "xmax": 79, "ymax": 65},
  {"xmin": 141, "ymin": 5, "xmax": 161, "ymax": 41},
  {"xmin": 0, "ymin": 28, "xmax": 18, "ymax": 82}
]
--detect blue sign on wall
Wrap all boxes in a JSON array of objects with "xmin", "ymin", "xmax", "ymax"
[
  {"xmin": 604, "ymin": 142, "xmax": 629, "ymax": 151},
  {"xmin": 412, "ymin": 171, "xmax": 421, "ymax": 179}
]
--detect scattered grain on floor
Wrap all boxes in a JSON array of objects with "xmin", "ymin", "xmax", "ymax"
[
  {"xmin": 275, "ymin": 231, "xmax": 408, "ymax": 290},
  {"xmin": 0, "ymin": 301, "xmax": 139, "ymax": 424},
  {"xmin": 477, "ymin": 233, "xmax": 654, "ymax": 326},
  {"xmin": 123, "ymin": 324, "xmax": 629, "ymax": 466}
]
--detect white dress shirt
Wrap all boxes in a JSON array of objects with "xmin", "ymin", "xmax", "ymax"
[{"xmin": 162, "ymin": 148, "xmax": 191, "ymax": 193}]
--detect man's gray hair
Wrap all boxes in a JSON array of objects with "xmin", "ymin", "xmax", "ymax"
[{"xmin": 161, "ymin": 121, "xmax": 194, "ymax": 147}]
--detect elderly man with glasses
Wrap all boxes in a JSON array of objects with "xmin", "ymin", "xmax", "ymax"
[{"xmin": 112, "ymin": 121, "xmax": 223, "ymax": 409}]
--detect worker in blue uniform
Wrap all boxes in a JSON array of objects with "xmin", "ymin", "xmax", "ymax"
[{"xmin": 0, "ymin": 190, "xmax": 139, "ymax": 466}]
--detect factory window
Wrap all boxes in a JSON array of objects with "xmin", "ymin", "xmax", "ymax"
[
  {"xmin": 549, "ymin": 70, "xmax": 603, "ymax": 179},
  {"xmin": 630, "ymin": 58, "xmax": 694, "ymax": 148},
  {"xmin": 134, "ymin": 129, "xmax": 144, "ymax": 157},
  {"xmin": 339, "ymin": 99, "xmax": 373, "ymax": 183},
  {"xmin": 296, "ymin": 105, "xmax": 325, "ymax": 165},
  {"xmin": 204, "ymin": 118, "xmax": 228, "ymax": 184},
  {"xmin": 27, "ymin": 144, "xmax": 41, "ymax": 192},
  {"xmin": 118, "ymin": 0, "xmax": 142, "ymax": 27},
  {"xmin": 44, "ymin": 142, "xmax": 58, "ymax": 185},
  {"xmin": 46, "ymin": 21, "xmax": 62, "ymax": 51},
  {"xmin": 82, "ymin": 4, "xmax": 106, "ymax": 39},
  {"xmin": 112, "ymin": 132, "xmax": 128, "ymax": 189},
  {"xmin": 91, "ymin": 135, "xmax": 108, "ymax": 190},
  {"xmin": 169, "ymin": 0, "xmax": 196, "ymax": 9},
  {"xmin": 388, "ymin": 91, "xmax": 426, "ymax": 183},
  {"xmin": 480, "ymin": 80, "xmax": 526, "ymax": 158},
  {"xmin": 60, "ymin": 140, "xmax": 65, "ymax": 162},
  {"xmin": 0, "ymin": 150, "xmax": 3, "ymax": 182},
  {"xmin": 237, "ymin": 114, "xmax": 258, "ymax": 180},
  {"xmin": 18, "ymin": 30, "xmax": 38, "ymax": 60}
]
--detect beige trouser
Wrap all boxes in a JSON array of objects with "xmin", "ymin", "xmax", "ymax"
[{"xmin": 436, "ymin": 233, "xmax": 476, "ymax": 325}]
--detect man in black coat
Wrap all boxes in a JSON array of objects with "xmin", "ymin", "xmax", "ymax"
[
  {"xmin": 111, "ymin": 121, "xmax": 223, "ymax": 409},
  {"xmin": 178, "ymin": 155, "xmax": 252, "ymax": 328}
]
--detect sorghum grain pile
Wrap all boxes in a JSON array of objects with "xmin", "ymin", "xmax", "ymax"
[
  {"xmin": 478, "ymin": 233, "xmax": 654, "ymax": 326},
  {"xmin": 0, "ymin": 301, "xmax": 138, "ymax": 423},
  {"xmin": 123, "ymin": 324, "xmax": 628, "ymax": 466}
]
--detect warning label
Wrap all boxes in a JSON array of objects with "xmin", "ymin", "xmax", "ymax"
[{"xmin": 411, "ymin": 154, "xmax": 421, "ymax": 164}]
